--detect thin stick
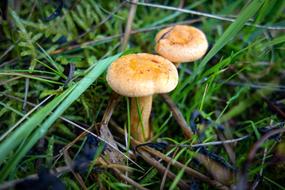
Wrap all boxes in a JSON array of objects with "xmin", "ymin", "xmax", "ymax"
[
  {"xmin": 100, "ymin": 92, "xmax": 121, "ymax": 127},
  {"xmin": 23, "ymin": 78, "xmax": 29, "ymax": 113},
  {"xmin": 0, "ymin": 95, "xmax": 53, "ymax": 142},
  {"xmin": 247, "ymin": 128, "xmax": 285, "ymax": 163},
  {"xmin": 189, "ymin": 135, "xmax": 249, "ymax": 147},
  {"xmin": 127, "ymin": 1, "xmax": 285, "ymax": 30},
  {"xmin": 113, "ymin": 167, "xmax": 150, "ymax": 190},
  {"xmin": 160, "ymin": 94, "xmax": 233, "ymax": 185},
  {"xmin": 101, "ymin": 158, "xmax": 149, "ymax": 190},
  {"xmin": 1, "ymin": 92, "xmax": 142, "ymax": 170},
  {"xmin": 160, "ymin": 93, "xmax": 193, "ymax": 137},
  {"xmin": 0, "ymin": 166, "xmax": 70, "ymax": 190},
  {"xmin": 120, "ymin": 0, "xmax": 138, "ymax": 50},
  {"xmin": 64, "ymin": 150, "xmax": 87, "ymax": 190},
  {"xmin": 139, "ymin": 150, "xmax": 190, "ymax": 189},
  {"xmin": 50, "ymin": 19, "xmax": 201, "ymax": 55},
  {"xmin": 160, "ymin": 148, "xmax": 179, "ymax": 190},
  {"xmin": 215, "ymin": 129, "xmax": 236, "ymax": 164},
  {"xmin": 237, "ymin": 127, "xmax": 285, "ymax": 189},
  {"xmin": 111, "ymin": 122, "xmax": 229, "ymax": 190}
]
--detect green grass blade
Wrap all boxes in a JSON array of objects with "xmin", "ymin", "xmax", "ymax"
[
  {"xmin": 180, "ymin": 0, "xmax": 265, "ymax": 90},
  {"xmin": 36, "ymin": 43, "xmax": 66, "ymax": 78},
  {"xmin": 0, "ymin": 72, "xmax": 63, "ymax": 85},
  {"xmin": 0, "ymin": 89, "xmax": 73, "ymax": 163},
  {"xmin": 0, "ymin": 53, "xmax": 121, "ymax": 180}
]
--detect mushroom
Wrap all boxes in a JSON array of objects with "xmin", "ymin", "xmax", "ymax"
[
  {"xmin": 106, "ymin": 53, "xmax": 178, "ymax": 142},
  {"xmin": 155, "ymin": 25, "xmax": 208, "ymax": 67}
]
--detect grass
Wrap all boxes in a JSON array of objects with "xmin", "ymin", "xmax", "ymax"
[{"xmin": 0, "ymin": 0, "xmax": 285, "ymax": 189}]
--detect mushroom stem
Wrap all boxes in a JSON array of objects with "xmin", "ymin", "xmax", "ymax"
[{"xmin": 130, "ymin": 96, "xmax": 152, "ymax": 142}]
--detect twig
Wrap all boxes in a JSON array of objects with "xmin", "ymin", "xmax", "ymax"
[
  {"xmin": 120, "ymin": 0, "xmax": 138, "ymax": 50},
  {"xmin": 101, "ymin": 158, "xmax": 149, "ymax": 190},
  {"xmin": 178, "ymin": 0, "xmax": 185, "ymax": 9},
  {"xmin": 139, "ymin": 150, "xmax": 190, "ymax": 189},
  {"xmin": 0, "ymin": 95, "xmax": 53, "ymax": 142},
  {"xmin": 0, "ymin": 159, "xmax": 145, "ymax": 190},
  {"xmin": 214, "ymin": 129, "xmax": 236, "ymax": 164},
  {"xmin": 0, "ymin": 76, "xmax": 21, "ymax": 86},
  {"xmin": 127, "ymin": 1, "xmax": 285, "ymax": 30},
  {"xmin": 101, "ymin": 92, "xmax": 121, "ymax": 126},
  {"xmin": 57, "ymin": 126, "xmax": 91, "ymax": 160},
  {"xmin": 160, "ymin": 94, "xmax": 234, "ymax": 185},
  {"xmin": 189, "ymin": 135, "xmax": 249, "ymax": 147},
  {"xmin": 111, "ymin": 122, "xmax": 229, "ymax": 190},
  {"xmin": 247, "ymin": 128, "xmax": 285, "ymax": 163},
  {"xmin": 97, "ymin": 93, "xmax": 125, "ymax": 164},
  {"xmin": 64, "ymin": 150, "xmax": 87, "ymax": 190},
  {"xmin": 0, "ymin": 166, "xmax": 70, "ymax": 190},
  {"xmin": 113, "ymin": 167, "xmax": 149, "ymax": 190},
  {"xmin": 160, "ymin": 148, "xmax": 179, "ymax": 190},
  {"xmin": 222, "ymin": 81, "xmax": 285, "ymax": 92},
  {"xmin": 0, "ymin": 92, "xmax": 142, "ymax": 170},
  {"xmin": 264, "ymin": 97, "xmax": 285, "ymax": 119},
  {"xmin": 50, "ymin": 19, "xmax": 200, "ymax": 55},
  {"xmin": 194, "ymin": 152, "xmax": 234, "ymax": 185},
  {"xmin": 160, "ymin": 93, "xmax": 193, "ymax": 138},
  {"xmin": 0, "ymin": 45, "xmax": 14, "ymax": 61},
  {"xmin": 140, "ymin": 144, "xmax": 230, "ymax": 190},
  {"xmin": 23, "ymin": 78, "xmax": 29, "ymax": 113},
  {"xmin": 237, "ymin": 127, "xmax": 285, "ymax": 189},
  {"xmin": 252, "ymin": 147, "xmax": 267, "ymax": 189}
]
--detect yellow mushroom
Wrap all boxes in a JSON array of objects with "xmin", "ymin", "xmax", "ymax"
[
  {"xmin": 106, "ymin": 53, "xmax": 178, "ymax": 142},
  {"xmin": 155, "ymin": 25, "xmax": 208, "ymax": 67}
]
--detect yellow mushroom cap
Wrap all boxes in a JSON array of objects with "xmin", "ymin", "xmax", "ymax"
[
  {"xmin": 155, "ymin": 25, "xmax": 208, "ymax": 63},
  {"xmin": 106, "ymin": 53, "xmax": 178, "ymax": 97}
]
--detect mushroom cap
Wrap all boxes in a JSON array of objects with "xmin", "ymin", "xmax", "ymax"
[
  {"xmin": 155, "ymin": 25, "xmax": 208, "ymax": 63},
  {"xmin": 106, "ymin": 53, "xmax": 178, "ymax": 97}
]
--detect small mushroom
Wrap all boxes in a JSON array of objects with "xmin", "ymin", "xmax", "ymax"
[
  {"xmin": 107, "ymin": 53, "xmax": 178, "ymax": 142},
  {"xmin": 155, "ymin": 25, "xmax": 208, "ymax": 67}
]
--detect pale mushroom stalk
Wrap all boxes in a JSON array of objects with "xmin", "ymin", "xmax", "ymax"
[
  {"xmin": 130, "ymin": 96, "xmax": 152, "ymax": 142},
  {"xmin": 107, "ymin": 53, "xmax": 178, "ymax": 142}
]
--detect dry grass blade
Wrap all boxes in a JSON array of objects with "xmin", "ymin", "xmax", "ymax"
[
  {"xmin": 120, "ymin": 0, "xmax": 138, "ymax": 50},
  {"xmin": 111, "ymin": 122, "xmax": 229, "ymax": 190},
  {"xmin": 248, "ymin": 128, "xmax": 285, "ymax": 163},
  {"xmin": 0, "ymin": 95, "xmax": 52, "ymax": 142},
  {"xmin": 50, "ymin": 19, "xmax": 201, "ymax": 55},
  {"xmin": 0, "ymin": 166, "xmax": 70, "ymax": 190},
  {"xmin": 195, "ymin": 153, "xmax": 234, "ymax": 185},
  {"xmin": 97, "ymin": 92, "xmax": 125, "ymax": 164},
  {"xmin": 100, "ymin": 92, "xmax": 121, "ymax": 126},
  {"xmin": 215, "ymin": 130, "xmax": 236, "ymax": 164},
  {"xmin": 0, "ymin": 92, "xmax": 141, "ymax": 170},
  {"xmin": 127, "ymin": 1, "xmax": 285, "ymax": 30},
  {"xmin": 237, "ymin": 127, "xmax": 285, "ymax": 189},
  {"xmin": 160, "ymin": 94, "xmax": 234, "ymax": 185},
  {"xmin": 139, "ymin": 150, "xmax": 190, "ymax": 189},
  {"xmin": 100, "ymin": 158, "xmax": 149, "ymax": 190},
  {"xmin": 136, "ymin": 143, "xmax": 230, "ymax": 190},
  {"xmin": 160, "ymin": 93, "xmax": 193, "ymax": 137},
  {"xmin": 2, "ymin": 0, "xmax": 284, "ymax": 188},
  {"xmin": 64, "ymin": 150, "xmax": 87, "ymax": 190},
  {"xmin": 160, "ymin": 148, "xmax": 179, "ymax": 190},
  {"xmin": 189, "ymin": 135, "xmax": 249, "ymax": 148}
]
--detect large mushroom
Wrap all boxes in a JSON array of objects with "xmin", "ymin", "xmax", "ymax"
[
  {"xmin": 155, "ymin": 25, "xmax": 208, "ymax": 67},
  {"xmin": 106, "ymin": 53, "xmax": 178, "ymax": 142}
]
